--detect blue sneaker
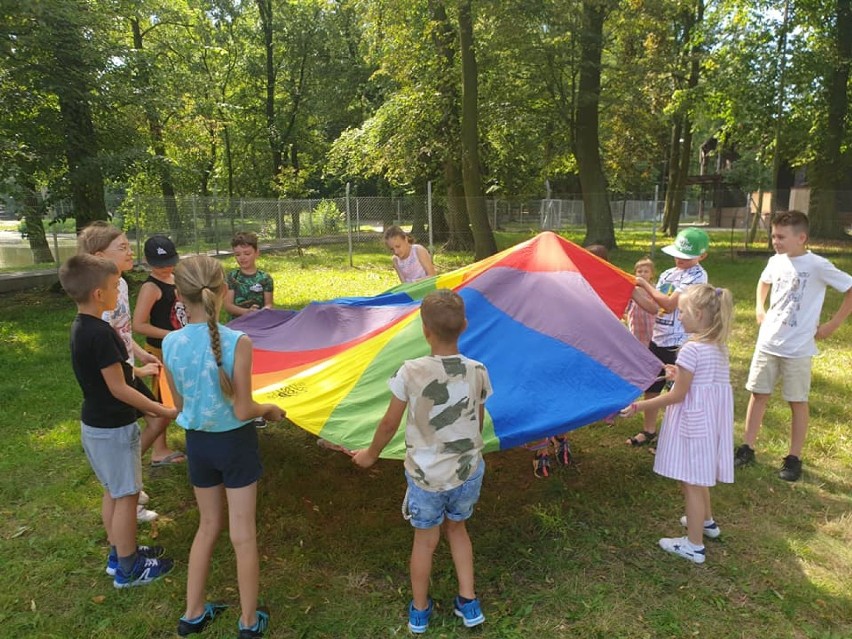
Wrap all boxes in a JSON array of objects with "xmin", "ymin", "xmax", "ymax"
[
  {"xmin": 453, "ymin": 596, "xmax": 485, "ymax": 628},
  {"xmin": 178, "ymin": 602, "xmax": 229, "ymax": 636},
  {"xmin": 408, "ymin": 599, "xmax": 433, "ymax": 634},
  {"xmin": 106, "ymin": 545, "xmax": 166, "ymax": 576},
  {"xmin": 238, "ymin": 607, "xmax": 270, "ymax": 639},
  {"xmin": 113, "ymin": 554, "xmax": 174, "ymax": 588}
]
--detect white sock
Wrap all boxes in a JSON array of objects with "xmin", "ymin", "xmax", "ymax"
[{"xmin": 685, "ymin": 538, "xmax": 704, "ymax": 550}]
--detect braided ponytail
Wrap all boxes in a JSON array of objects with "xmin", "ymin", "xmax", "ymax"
[{"xmin": 174, "ymin": 255, "xmax": 234, "ymax": 399}]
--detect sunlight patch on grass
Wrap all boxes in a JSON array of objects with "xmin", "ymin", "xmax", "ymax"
[{"xmin": 28, "ymin": 419, "xmax": 79, "ymax": 452}]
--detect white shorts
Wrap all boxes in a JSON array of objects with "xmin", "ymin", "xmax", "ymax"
[{"xmin": 745, "ymin": 351, "xmax": 812, "ymax": 402}]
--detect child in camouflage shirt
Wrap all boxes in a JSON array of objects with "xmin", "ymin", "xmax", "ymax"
[
  {"xmin": 224, "ymin": 231, "xmax": 274, "ymax": 320},
  {"xmin": 352, "ymin": 289, "xmax": 492, "ymax": 634}
]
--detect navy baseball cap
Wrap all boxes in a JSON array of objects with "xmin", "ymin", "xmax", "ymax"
[{"xmin": 143, "ymin": 235, "xmax": 179, "ymax": 267}]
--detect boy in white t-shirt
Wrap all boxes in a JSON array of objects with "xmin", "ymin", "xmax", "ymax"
[
  {"xmin": 735, "ymin": 211, "xmax": 852, "ymax": 481},
  {"xmin": 352, "ymin": 289, "xmax": 492, "ymax": 634}
]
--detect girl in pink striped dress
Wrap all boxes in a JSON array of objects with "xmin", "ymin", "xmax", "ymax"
[{"xmin": 621, "ymin": 284, "xmax": 734, "ymax": 564}]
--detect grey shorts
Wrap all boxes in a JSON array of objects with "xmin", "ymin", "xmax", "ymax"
[
  {"xmin": 81, "ymin": 422, "xmax": 143, "ymax": 498},
  {"xmin": 745, "ymin": 350, "xmax": 812, "ymax": 402}
]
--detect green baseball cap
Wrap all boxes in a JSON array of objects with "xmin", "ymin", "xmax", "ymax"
[{"xmin": 662, "ymin": 228, "xmax": 709, "ymax": 259}]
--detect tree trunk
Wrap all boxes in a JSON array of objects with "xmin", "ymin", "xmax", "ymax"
[
  {"xmin": 256, "ymin": 0, "xmax": 283, "ymax": 187},
  {"xmin": 429, "ymin": 0, "xmax": 473, "ymax": 251},
  {"xmin": 809, "ymin": 0, "xmax": 850, "ymax": 239},
  {"xmin": 48, "ymin": 11, "xmax": 107, "ymax": 230},
  {"xmin": 130, "ymin": 18, "xmax": 182, "ymax": 239},
  {"xmin": 458, "ymin": 0, "xmax": 497, "ymax": 259},
  {"xmin": 575, "ymin": 0, "xmax": 615, "ymax": 248},
  {"xmin": 21, "ymin": 177, "xmax": 54, "ymax": 264},
  {"xmin": 443, "ymin": 161, "xmax": 472, "ymax": 250},
  {"xmin": 661, "ymin": 0, "xmax": 703, "ymax": 237},
  {"xmin": 663, "ymin": 117, "xmax": 694, "ymax": 236}
]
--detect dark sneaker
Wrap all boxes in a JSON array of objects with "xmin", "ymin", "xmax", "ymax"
[
  {"xmin": 533, "ymin": 452, "xmax": 551, "ymax": 478},
  {"xmin": 453, "ymin": 596, "xmax": 485, "ymax": 628},
  {"xmin": 178, "ymin": 602, "xmax": 228, "ymax": 636},
  {"xmin": 779, "ymin": 455, "xmax": 802, "ymax": 482},
  {"xmin": 113, "ymin": 555, "xmax": 174, "ymax": 589},
  {"xmin": 734, "ymin": 444, "xmax": 755, "ymax": 467},
  {"xmin": 238, "ymin": 608, "xmax": 270, "ymax": 639},
  {"xmin": 408, "ymin": 599, "xmax": 433, "ymax": 634},
  {"xmin": 106, "ymin": 545, "xmax": 166, "ymax": 576}
]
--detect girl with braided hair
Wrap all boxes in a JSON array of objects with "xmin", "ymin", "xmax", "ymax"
[{"xmin": 162, "ymin": 255, "xmax": 284, "ymax": 639}]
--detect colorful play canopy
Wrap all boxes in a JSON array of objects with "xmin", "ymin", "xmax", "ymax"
[{"xmin": 231, "ymin": 232, "xmax": 661, "ymax": 458}]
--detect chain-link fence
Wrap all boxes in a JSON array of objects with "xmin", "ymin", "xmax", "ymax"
[{"xmin": 2, "ymin": 187, "xmax": 850, "ymax": 271}]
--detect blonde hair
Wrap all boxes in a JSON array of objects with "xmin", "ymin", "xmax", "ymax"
[
  {"xmin": 77, "ymin": 221, "xmax": 122, "ymax": 255},
  {"xmin": 59, "ymin": 254, "xmax": 118, "ymax": 303},
  {"xmin": 634, "ymin": 257, "xmax": 655, "ymax": 276},
  {"xmin": 173, "ymin": 255, "xmax": 234, "ymax": 399},
  {"xmin": 681, "ymin": 284, "xmax": 733, "ymax": 347},
  {"xmin": 421, "ymin": 289, "xmax": 466, "ymax": 341}
]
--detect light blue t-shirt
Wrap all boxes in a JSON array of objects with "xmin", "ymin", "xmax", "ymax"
[{"xmin": 162, "ymin": 323, "xmax": 250, "ymax": 433}]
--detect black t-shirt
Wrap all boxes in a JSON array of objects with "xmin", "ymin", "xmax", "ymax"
[{"xmin": 70, "ymin": 314, "xmax": 138, "ymax": 428}]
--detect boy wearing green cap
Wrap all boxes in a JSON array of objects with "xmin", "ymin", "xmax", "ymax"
[{"xmin": 627, "ymin": 227, "xmax": 710, "ymax": 447}]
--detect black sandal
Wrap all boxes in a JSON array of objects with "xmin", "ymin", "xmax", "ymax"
[{"xmin": 627, "ymin": 431, "xmax": 657, "ymax": 447}]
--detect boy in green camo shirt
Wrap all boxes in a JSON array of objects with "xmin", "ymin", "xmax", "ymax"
[{"xmin": 224, "ymin": 232, "xmax": 274, "ymax": 321}]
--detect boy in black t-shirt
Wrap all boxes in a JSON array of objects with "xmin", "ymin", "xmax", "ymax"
[{"xmin": 59, "ymin": 254, "xmax": 178, "ymax": 588}]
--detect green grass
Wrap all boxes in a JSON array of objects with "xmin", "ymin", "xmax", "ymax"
[{"xmin": 1, "ymin": 231, "xmax": 851, "ymax": 638}]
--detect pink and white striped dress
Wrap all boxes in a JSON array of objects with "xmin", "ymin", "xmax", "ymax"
[{"xmin": 653, "ymin": 341, "xmax": 734, "ymax": 486}]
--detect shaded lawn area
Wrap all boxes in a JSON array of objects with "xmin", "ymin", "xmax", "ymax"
[{"xmin": 0, "ymin": 231, "xmax": 850, "ymax": 638}]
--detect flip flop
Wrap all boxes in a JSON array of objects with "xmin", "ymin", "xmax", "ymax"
[{"xmin": 151, "ymin": 451, "xmax": 186, "ymax": 467}]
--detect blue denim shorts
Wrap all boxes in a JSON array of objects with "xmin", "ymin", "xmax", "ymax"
[
  {"xmin": 81, "ymin": 421, "xmax": 143, "ymax": 498},
  {"xmin": 403, "ymin": 460, "xmax": 485, "ymax": 529}
]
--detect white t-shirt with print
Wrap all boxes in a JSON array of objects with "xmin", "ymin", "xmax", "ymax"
[
  {"xmin": 652, "ymin": 264, "xmax": 708, "ymax": 348},
  {"xmin": 102, "ymin": 277, "xmax": 135, "ymax": 365},
  {"xmin": 756, "ymin": 252, "xmax": 852, "ymax": 358},
  {"xmin": 389, "ymin": 354, "xmax": 492, "ymax": 492}
]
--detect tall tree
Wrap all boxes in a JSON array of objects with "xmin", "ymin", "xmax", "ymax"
[
  {"xmin": 429, "ymin": 0, "xmax": 472, "ymax": 250},
  {"xmin": 128, "ymin": 13, "xmax": 183, "ymax": 238},
  {"xmin": 574, "ymin": 0, "xmax": 615, "ymax": 248},
  {"xmin": 807, "ymin": 0, "xmax": 850, "ymax": 238},
  {"xmin": 661, "ymin": 0, "xmax": 704, "ymax": 236},
  {"xmin": 44, "ymin": 1, "xmax": 108, "ymax": 229},
  {"xmin": 457, "ymin": 0, "xmax": 496, "ymax": 258}
]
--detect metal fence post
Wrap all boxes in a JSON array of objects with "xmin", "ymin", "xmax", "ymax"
[
  {"xmin": 135, "ymin": 200, "xmax": 141, "ymax": 266},
  {"xmin": 355, "ymin": 196, "xmax": 361, "ymax": 242},
  {"xmin": 191, "ymin": 196, "xmax": 199, "ymax": 255},
  {"xmin": 346, "ymin": 182, "xmax": 353, "ymax": 267},
  {"xmin": 427, "ymin": 181, "xmax": 433, "ymax": 253},
  {"xmin": 650, "ymin": 185, "xmax": 659, "ymax": 258},
  {"xmin": 277, "ymin": 199, "xmax": 283, "ymax": 240}
]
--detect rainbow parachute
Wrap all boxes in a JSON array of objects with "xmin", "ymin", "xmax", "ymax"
[{"xmin": 231, "ymin": 232, "xmax": 661, "ymax": 458}]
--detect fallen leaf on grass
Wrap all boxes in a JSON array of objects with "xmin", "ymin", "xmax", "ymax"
[
  {"xmin": 91, "ymin": 595, "xmax": 106, "ymax": 604},
  {"xmin": 9, "ymin": 526, "xmax": 31, "ymax": 539}
]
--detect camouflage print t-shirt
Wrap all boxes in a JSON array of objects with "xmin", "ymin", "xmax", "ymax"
[
  {"xmin": 389, "ymin": 354, "xmax": 492, "ymax": 492},
  {"xmin": 226, "ymin": 269, "xmax": 274, "ymax": 318}
]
